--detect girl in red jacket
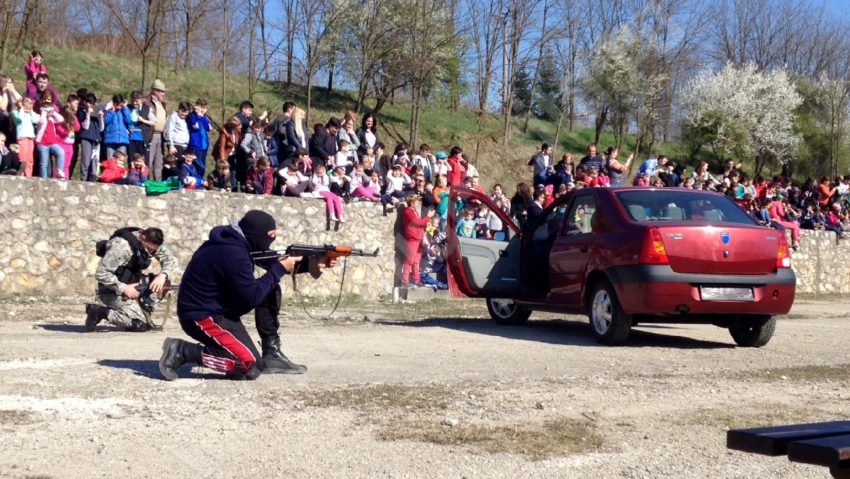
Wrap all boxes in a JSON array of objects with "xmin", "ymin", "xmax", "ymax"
[{"xmin": 401, "ymin": 194, "xmax": 436, "ymax": 287}]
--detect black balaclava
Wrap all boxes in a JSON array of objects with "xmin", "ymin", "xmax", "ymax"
[{"xmin": 238, "ymin": 210, "xmax": 276, "ymax": 252}]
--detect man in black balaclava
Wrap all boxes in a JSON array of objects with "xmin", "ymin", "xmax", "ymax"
[{"xmin": 159, "ymin": 210, "xmax": 332, "ymax": 380}]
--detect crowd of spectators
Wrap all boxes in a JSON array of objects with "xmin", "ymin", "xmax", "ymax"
[
  {"xmin": 2, "ymin": 52, "xmax": 848, "ymax": 287},
  {"xmin": 524, "ymin": 141, "xmax": 850, "ymax": 250}
]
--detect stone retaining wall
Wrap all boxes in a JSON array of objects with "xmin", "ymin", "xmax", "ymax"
[
  {"xmin": 790, "ymin": 229, "xmax": 850, "ymax": 294},
  {"xmin": 0, "ymin": 176, "xmax": 845, "ymax": 299},
  {"xmin": 0, "ymin": 177, "xmax": 395, "ymax": 298}
]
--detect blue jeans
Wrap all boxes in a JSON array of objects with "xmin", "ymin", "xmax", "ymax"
[
  {"xmin": 194, "ymin": 148, "xmax": 208, "ymax": 178},
  {"xmin": 37, "ymin": 144, "xmax": 65, "ymax": 178},
  {"xmin": 105, "ymin": 143, "xmax": 127, "ymax": 159}
]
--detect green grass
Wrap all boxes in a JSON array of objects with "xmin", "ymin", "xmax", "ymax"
[{"xmin": 21, "ymin": 44, "xmax": 695, "ymax": 188}]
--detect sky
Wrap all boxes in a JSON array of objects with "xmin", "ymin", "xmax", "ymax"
[{"xmin": 823, "ymin": 0, "xmax": 850, "ymax": 16}]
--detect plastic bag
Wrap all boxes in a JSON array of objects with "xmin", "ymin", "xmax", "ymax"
[{"xmin": 143, "ymin": 177, "xmax": 180, "ymax": 196}]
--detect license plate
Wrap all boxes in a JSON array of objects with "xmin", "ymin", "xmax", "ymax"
[{"xmin": 700, "ymin": 287, "xmax": 754, "ymax": 301}]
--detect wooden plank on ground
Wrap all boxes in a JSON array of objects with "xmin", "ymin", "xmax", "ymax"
[
  {"xmin": 787, "ymin": 433, "xmax": 850, "ymax": 467},
  {"xmin": 727, "ymin": 421, "xmax": 850, "ymax": 456}
]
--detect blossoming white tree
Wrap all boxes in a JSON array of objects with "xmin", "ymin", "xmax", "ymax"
[{"xmin": 682, "ymin": 63, "xmax": 802, "ymax": 174}]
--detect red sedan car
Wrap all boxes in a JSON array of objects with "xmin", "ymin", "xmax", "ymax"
[{"xmin": 446, "ymin": 187, "xmax": 795, "ymax": 346}]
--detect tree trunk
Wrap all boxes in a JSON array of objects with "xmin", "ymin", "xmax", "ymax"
[
  {"xmin": 306, "ymin": 75, "xmax": 312, "ymax": 127},
  {"xmin": 258, "ymin": 0, "xmax": 269, "ymax": 76},
  {"xmin": 594, "ymin": 106, "xmax": 608, "ymax": 145},
  {"xmin": 0, "ymin": 4, "xmax": 14, "ymax": 70},
  {"xmin": 183, "ymin": 10, "xmax": 191, "ymax": 68},
  {"xmin": 326, "ymin": 51, "xmax": 335, "ymax": 94},
  {"xmin": 247, "ymin": 15, "xmax": 256, "ymax": 100},
  {"xmin": 522, "ymin": 0, "xmax": 548, "ymax": 134},
  {"xmin": 220, "ymin": 2, "xmax": 229, "ymax": 124},
  {"xmin": 355, "ymin": 76, "xmax": 369, "ymax": 114}
]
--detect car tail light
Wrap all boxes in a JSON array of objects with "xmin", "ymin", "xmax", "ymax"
[
  {"xmin": 776, "ymin": 235, "xmax": 791, "ymax": 269},
  {"xmin": 639, "ymin": 227, "xmax": 669, "ymax": 265}
]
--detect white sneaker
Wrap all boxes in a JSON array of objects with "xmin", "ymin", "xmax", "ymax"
[
  {"xmin": 338, "ymin": 216, "xmax": 345, "ymax": 223},
  {"xmin": 56, "ymin": 170, "xmax": 66, "ymax": 180},
  {"xmin": 329, "ymin": 214, "xmax": 338, "ymax": 222},
  {"xmin": 300, "ymin": 192, "xmax": 313, "ymax": 199}
]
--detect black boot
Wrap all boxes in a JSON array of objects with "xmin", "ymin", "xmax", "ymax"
[
  {"xmin": 261, "ymin": 336, "xmax": 307, "ymax": 374},
  {"xmin": 159, "ymin": 338, "xmax": 202, "ymax": 381},
  {"xmin": 85, "ymin": 304, "xmax": 110, "ymax": 332},
  {"xmin": 129, "ymin": 319, "xmax": 153, "ymax": 332}
]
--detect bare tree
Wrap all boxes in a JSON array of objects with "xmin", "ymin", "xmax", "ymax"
[
  {"xmin": 176, "ymin": 0, "xmax": 212, "ymax": 68},
  {"xmin": 297, "ymin": 0, "xmax": 341, "ymax": 124},
  {"xmin": 339, "ymin": 0, "xmax": 404, "ymax": 113},
  {"xmin": 280, "ymin": 0, "xmax": 298, "ymax": 85},
  {"xmin": 500, "ymin": 0, "xmax": 540, "ymax": 152},
  {"xmin": 103, "ymin": 0, "xmax": 168, "ymax": 89},
  {"xmin": 0, "ymin": 0, "xmax": 18, "ymax": 70},
  {"xmin": 406, "ymin": 0, "xmax": 455, "ymax": 147},
  {"xmin": 463, "ymin": 0, "xmax": 505, "ymax": 159},
  {"xmin": 521, "ymin": 0, "xmax": 552, "ymax": 133},
  {"xmin": 13, "ymin": 0, "xmax": 43, "ymax": 56}
]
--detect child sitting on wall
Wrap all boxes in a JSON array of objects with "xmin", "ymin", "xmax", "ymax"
[
  {"xmin": 206, "ymin": 160, "xmax": 232, "ymax": 192},
  {"xmin": 161, "ymin": 154, "xmax": 180, "ymax": 181},
  {"xmin": 123, "ymin": 153, "xmax": 149, "ymax": 186},
  {"xmin": 312, "ymin": 164, "xmax": 345, "ymax": 223},
  {"xmin": 178, "ymin": 149, "xmax": 205, "ymax": 189},
  {"xmin": 99, "ymin": 150, "xmax": 127, "ymax": 183},
  {"xmin": 245, "ymin": 156, "xmax": 273, "ymax": 195}
]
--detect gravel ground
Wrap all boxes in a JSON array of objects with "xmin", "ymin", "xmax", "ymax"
[{"xmin": 0, "ymin": 296, "xmax": 848, "ymax": 478}]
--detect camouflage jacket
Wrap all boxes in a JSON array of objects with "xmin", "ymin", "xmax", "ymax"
[{"xmin": 95, "ymin": 233, "xmax": 178, "ymax": 294}]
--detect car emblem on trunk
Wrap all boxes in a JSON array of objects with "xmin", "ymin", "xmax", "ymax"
[
  {"xmin": 723, "ymin": 250, "xmax": 730, "ymax": 258},
  {"xmin": 721, "ymin": 232, "xmax": 730, "ymax": 244}
]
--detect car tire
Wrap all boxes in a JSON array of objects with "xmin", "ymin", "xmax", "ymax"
[
  {"xmin": 486, "ymin": 298, "xmax": 531, "ymax": 325},
  {"xmin": 729, "ymin": 315, "xmax": 776, "ymax": 347},
  {"xmin": 588, "ymin": 281, "xmax": 632, "ymax": 345}
]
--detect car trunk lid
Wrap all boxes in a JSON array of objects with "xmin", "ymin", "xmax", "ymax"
[{"xmin": 655, "ymin": 225, "xmax": 778, "ymax": 275}]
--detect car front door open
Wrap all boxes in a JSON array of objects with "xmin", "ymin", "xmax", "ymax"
[{"xmin": 445, "ymin": 188, "xmax": 522, "ymax": 298}]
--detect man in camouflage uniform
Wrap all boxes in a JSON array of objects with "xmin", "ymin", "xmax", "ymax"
[{"xmin": 86, "ymin": 227, "xmax": 178, "ymax": 332}]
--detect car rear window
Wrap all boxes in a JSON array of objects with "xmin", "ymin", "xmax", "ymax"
[{"xmin": 615, "ymin": 190, "xmax": 757, "ymax": 225}]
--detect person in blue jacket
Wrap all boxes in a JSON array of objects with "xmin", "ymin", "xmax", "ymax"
[
  {"xmin": 159, "ymin": 210, "xmax": 335, "ymax": 381},
  {"xmin": 102, "ymin": 93, "xmax": 132, "ymax": 158},
  {"xmin": 187, "ymin": 98, "xmax": 211, "ymax": 177},
  {"xmin": 177, "ymin": 149, "xmax": 205, "ymax": 189}
]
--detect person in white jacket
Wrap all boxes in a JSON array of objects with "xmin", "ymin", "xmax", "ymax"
[{"xmin": 164, "ymin": 100, "xmax": 191, "ymax": 157}]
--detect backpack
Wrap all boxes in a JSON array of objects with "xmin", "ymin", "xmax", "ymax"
[
  {"xmin": 272, "ymin": 115, "xmax": 290, "ymax": 150},
  {"xmin": 95, "ymin": 227, "xmax": 152, "ymax": 284}
]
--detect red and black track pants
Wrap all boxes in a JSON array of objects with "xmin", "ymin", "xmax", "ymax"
[{"xmin": 180, "ymin": 315, "xmax": 261, "ymax": 374}]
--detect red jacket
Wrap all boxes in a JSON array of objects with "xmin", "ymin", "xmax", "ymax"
[
  {"xmin": 247, "ymin": 168, "xmax": 273, "ymax": 195},
  {"xmin": 402, "ymin": 207, "xmax": 430, "ymax": 241},
  {"xmin": 447, "ymin": 155, "xmax": 466, "ymax": 187},
  {"xmin": 99, "ymin": 158, "xmax": 127, "ymax": 183}
]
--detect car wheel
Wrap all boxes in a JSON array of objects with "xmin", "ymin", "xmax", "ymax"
[
  {"xmin": 486, "ymin": 298, "xmax": 531, "ymax": 325},
  {"xmin": 588, "ymin": 281, "xmax": 632, "ymax": 345},
  {"xmin": 729, "ymin": 315, "xmax": 776, "ymax": 347}
]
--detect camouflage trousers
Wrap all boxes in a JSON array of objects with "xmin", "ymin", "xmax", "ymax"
[{"xmin": 97, "ymin": 291, "xmax": 162, "ymax": 331}]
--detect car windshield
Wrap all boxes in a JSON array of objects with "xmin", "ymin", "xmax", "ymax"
[{"xmin": 615, "ymin": 190, "xmax": 756, "ymax": 225}]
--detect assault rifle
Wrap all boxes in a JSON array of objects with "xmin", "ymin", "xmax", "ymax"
[
  {"xmin": 250, "ymin": 244, "xmax": 380, "ymax": 262},
  {"xmin": 250, "ymin": 244, "xmax": 381, "ymax": 320}
]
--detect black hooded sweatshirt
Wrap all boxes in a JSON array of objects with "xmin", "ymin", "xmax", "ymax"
[{"xmin": 177, "ymin": 224, "xmax": 286, "ymax": 322}]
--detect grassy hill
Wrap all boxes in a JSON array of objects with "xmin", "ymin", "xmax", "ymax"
[{"xmin": 12, "ymin": 45, "xmax": 691, "ymax": 188}]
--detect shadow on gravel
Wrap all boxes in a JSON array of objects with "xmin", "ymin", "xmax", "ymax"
[
  {"xmin": 381, "ymin": 317, "xmax": 733, "ymax": 349},
  {"xmin": 98, "ymin": 359, "xmax": 162, "ymax": 378},
  {"xmin": 36, "ymin": 323, "xmax": 89, "ymax": 333},
  {"xmin": 97, "ymin": 359, "xmax": 225, "ymax": 380}
]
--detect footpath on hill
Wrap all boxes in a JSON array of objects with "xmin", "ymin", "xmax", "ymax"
[{"xmin": 0, "ymin": 296, "xmax": 847, "ymax": 478}]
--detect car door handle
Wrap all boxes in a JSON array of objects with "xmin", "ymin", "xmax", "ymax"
[{"xmin": 580, "ymin": 246, "xmax": 589, "ymax": 253}]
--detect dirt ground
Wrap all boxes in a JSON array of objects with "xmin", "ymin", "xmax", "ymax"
[{"xmin": 1, "ymin": 294, "xmax": 849, "ymax": 479}]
